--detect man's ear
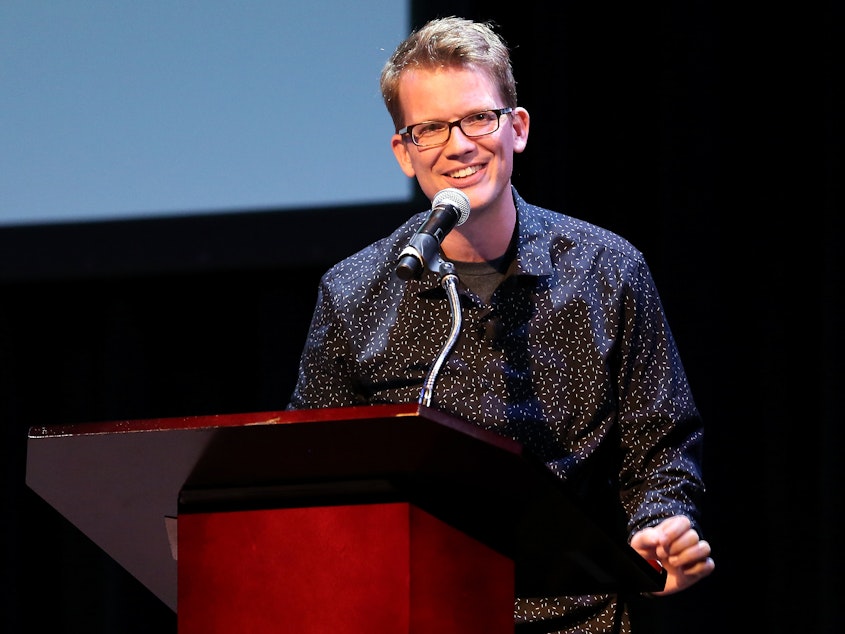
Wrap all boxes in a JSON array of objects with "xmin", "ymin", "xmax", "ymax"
[
  {"xmin": 391, "ymin": 134, "xmax": 416, "ymax": 177},
  {"xmin": 511, "ymin": 107, "xmax": 530, "ymax": 154}
]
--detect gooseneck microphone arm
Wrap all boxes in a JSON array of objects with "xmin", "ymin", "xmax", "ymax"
[
  {"xmin": 396, "ymin": 188, "xmax": 470, "ymax": 406},
  {"xmin": 418, "ymin": 257, "xmax": 461, "ymax": 407}
]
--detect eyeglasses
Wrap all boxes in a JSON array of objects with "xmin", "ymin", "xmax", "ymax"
[{"xmin": 398, "ymin": 108, "xmax": 514, "ymax": 148}]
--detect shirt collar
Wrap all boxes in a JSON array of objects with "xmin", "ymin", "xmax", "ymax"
[{"xmin": 511, "ymin": 187, "xmax": 557, "ymax": 277}]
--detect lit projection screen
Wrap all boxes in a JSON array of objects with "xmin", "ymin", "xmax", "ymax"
[{"xmin": 0, "ymin": 1, "xmax": 411, "ymax": 227}]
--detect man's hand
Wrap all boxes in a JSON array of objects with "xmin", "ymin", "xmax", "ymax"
[{"xmin": 630, "ymin": 515, "xmax": 715, "ymax": 595}]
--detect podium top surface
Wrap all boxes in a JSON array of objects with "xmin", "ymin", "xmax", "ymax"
[{"xmin": 26, "ymin": 403, "xmax": 664, "ymax": 611}]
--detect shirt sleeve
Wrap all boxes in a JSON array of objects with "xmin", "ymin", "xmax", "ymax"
[
  {"xmin": 615, "ymin": 259, "xmax": 706, "ymax": 537},
  {"xmin": 286, "ymin": 277, "xmax": 362, "ymax": 410}
]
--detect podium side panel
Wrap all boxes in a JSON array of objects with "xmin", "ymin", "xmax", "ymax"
[{"xmin": 410, "ymin": 505, "xmax": 514, "ymax": 633}]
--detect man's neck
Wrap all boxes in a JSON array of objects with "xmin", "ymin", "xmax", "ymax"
[{"xmin": 441, "ymin": 200, "xmax": 516, "ymax": 263}]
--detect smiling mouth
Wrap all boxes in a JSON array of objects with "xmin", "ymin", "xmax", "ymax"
[{"xmin": 446, "ymin": 164, "xmax": 481, "ymax": 179}]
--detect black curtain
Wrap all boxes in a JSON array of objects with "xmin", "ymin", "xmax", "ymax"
[{"xmin": 2, "ymin": 2, "xmax": 842, "ymax": 633}]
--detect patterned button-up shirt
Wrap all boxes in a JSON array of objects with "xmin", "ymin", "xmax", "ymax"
[{"xmin": 288, "ymin": 186, "xmax": 705, "ymax": 632}]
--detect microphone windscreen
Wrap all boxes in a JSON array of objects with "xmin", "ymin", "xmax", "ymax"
[{"xmin": 432, "ymin": 188, "xmax": 471, "ymax": 225}]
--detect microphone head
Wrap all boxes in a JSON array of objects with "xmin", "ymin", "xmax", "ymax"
[{"xmin": 432, "ymin": 188, "xmax": 471, "ymax": 226}]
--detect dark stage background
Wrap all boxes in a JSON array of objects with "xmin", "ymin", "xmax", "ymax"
[{"xmin": 2, "ymin": 2, "xmax": 842, "ymax": 632}]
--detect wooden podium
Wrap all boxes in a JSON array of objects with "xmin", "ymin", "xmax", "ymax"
[{"xmin": 26, "ymin": 403, "xmax": 665, "ymax": 633}]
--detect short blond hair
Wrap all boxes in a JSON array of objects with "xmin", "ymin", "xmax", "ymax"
[{"xmin": 379, "ymin": 16, "xmax": 518, "ymax": 131}]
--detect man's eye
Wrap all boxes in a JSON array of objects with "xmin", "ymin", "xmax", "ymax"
[
  {"xmin": 471, "ymin": 112, "xmax": 491, "ymax": 122},
  {"xmin": 417, "ymin": 123, "xmax": 445, "ymax": 136}
]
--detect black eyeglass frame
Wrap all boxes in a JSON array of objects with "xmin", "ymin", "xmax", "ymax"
[{"xmin": 397, "ymin": 107, "xmax": 514, "ymax": 147}]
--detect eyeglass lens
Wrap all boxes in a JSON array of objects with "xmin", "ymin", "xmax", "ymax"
[{"xmin": 412, "ymin": 110, "xmax": 503, "ymax": 146}]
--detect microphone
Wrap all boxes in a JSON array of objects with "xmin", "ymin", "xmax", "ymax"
[{"xmin": 395, "ymin": 188, "xmax": 470, "ymax": 281}]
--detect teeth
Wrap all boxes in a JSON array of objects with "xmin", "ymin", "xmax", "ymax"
[{"xmin": 448, "ymin": 165, "xmax": 480, "ymax": 179}]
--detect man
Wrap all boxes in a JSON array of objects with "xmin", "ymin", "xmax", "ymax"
[{"xmin": 288, "ymin": 16, "xmax": 714, "ymax": 632}]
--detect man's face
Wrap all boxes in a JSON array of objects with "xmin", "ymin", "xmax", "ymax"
[{"xmin": 390, "ymin": 66, "xmax": 528, "ymax": 218}]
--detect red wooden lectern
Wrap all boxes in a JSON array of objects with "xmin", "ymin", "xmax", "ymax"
[{"xmin": 26, "ymin": 403, "xmax": 665, "ymax": 633}]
